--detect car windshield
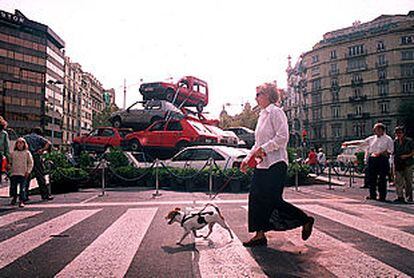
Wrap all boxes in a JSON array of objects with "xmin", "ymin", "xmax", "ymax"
[
  {"xmin": 205, "ymin": 125, "xmax": 225, "ymax": 136},
  {"xmin": 187, "ymin": 120, "xmax": 212, "ymax": 135}
]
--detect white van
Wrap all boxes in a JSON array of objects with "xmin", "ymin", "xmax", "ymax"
[{"xmin": 337, "ymin": 140, "xmax": 367, "ymax": 166}]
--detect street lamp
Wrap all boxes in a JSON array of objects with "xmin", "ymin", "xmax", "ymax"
[{"xmin": 47, "ymin": 79, "xmax": 63, "ymax": 146}]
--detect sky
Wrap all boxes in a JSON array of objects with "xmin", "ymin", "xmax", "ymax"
[{"xmin": 1, "ymin": 0, "xmax": 413, "ymax": 117}]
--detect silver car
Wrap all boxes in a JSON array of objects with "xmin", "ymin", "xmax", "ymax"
[
  {"xmin": 224, "ymin": 127, "xmax": 255, "ymax": 148},
  {"xmin": 110, "ymin": 100, "xmax": 184, "ymax": 130}
]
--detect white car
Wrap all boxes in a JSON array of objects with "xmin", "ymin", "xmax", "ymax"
[
  {"xmin": 163, "ymin": 145, "xmax": 250, "ymax": 170},
  {"xmin": 204, "ymin": 125, "xmax": 240, "ymax": 147}
]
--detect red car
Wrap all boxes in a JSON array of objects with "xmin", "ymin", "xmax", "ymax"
[
  {"xmin": 72, "ymin": 127, "xmax": 133, "ymax": 154},
  {"xmin": 139, "ymin": 76, "xmax": 208, "ymax": 112},
  {"xmin": 122, "ymin": 119, "xmax": 218, "ymax": 152}
]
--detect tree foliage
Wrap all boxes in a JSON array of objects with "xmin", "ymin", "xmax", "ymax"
[
  {"xmin": 398, "ymin": 99, "xmax": 414, "ymax": 138},
  {"xmin": 218, "ymin": 102, "xmax": 259, "ymax": 129},
  {"xmin": 93, "ymin": 105, "xmax": 119, "ymax": 128}
]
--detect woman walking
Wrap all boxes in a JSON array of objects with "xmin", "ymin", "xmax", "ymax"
[
  {"xmin": 241, "ymin": 82, "xmax": 314, "ymax": 247},
  {"xmin": 9, "ymin": 138, "xmax": 33, "ymax": 207}
]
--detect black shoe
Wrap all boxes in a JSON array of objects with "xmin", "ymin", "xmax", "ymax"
[
  {"xmin": 366, "ymin": 196, "xmax": 376, "ymax": 200},
  {"xmin": 302, "ymin": 217, "xmax": 315, "ymax": 241},
  {"xmin": 243, "ymin": 237, "xmax": 267, "ymax": 247},
  {"xmin": 42, "ymin": 196, "xmax": 54, "ymax": 201},
  {"xmin": 392, "ymin": 198, "xmax": 406, "ymax": 204},
  {"xmin": 360, "ymin": 185, "xmax": 369, "ymax": 189},
  {"xmin": 378, "ymin": 198, "xmax": 387, "ymax": 202}
]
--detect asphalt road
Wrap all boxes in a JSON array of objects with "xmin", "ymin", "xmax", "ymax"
[{"xmin": 0, "ymin": 184, "xmax": 413, "ymax": 277}]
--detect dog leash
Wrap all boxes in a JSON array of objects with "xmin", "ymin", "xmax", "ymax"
[{"xmin": 210, "ymin": 172, "xmax": 239, "ymax": 200}]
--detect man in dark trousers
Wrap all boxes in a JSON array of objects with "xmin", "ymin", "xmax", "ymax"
[
  {"xmin": 364, "ymin": 123, "xmax": 394, "ymax": 202},
  {"xmin": 24, "ymin": 127, "xmax": 53, "ymax": 201},
  {"xmin": 393, "ymin": 126, "xmax": 414, "ymax": 203}
]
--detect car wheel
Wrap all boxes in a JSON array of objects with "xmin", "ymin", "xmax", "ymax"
[
  {"xmin": 130, "ymin": 139, "xmax": 142, "ymax": 152},
  {"xmin": 176, "ymin": 141, "xmax": 189, "ymax": 151},
  {"xmin": 112, "ymin": 117, "xmax": 122, "ymax": 128},
  {"xmin": 196, "ymin": 102, "xmax": 204, "ymax": 113}
]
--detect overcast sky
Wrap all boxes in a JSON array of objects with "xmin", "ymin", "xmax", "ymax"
[{"xmin": 2, "ymin": 0, "xmax": 413, "ymax": 117}]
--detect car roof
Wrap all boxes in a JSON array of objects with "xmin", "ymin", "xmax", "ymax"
[{"xmin": 178, "ymin": 145, "xmax": 248, "ymax": 156}]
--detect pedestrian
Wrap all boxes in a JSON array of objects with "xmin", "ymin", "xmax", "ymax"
[
  {"xmin": 240, "ymin": 82, "xmax": 314, "ymax": 247},
  {"xmin": 0, "ymin": 117, "xmax": 10, "ymax": 185},
  {"xmin": 24, "ymin": 127, "xmax": 53, "ymax": 201},
  {"xmin": 393, "ymin": 126, "xmax": 414, "ymax": 203},
  {"xmin": 364, "ymin": 123, "xmax": 394, "ymax": 202},
  {"xmin": 8, "ymin": 138, "xmax": 33, "ymax": 207},
  {"xmin": 306, "ymin": 147, "xmax": 318, "ymax": 174},
  {"xmin": 317, "ymin": 148, "xmax": 326, "ymax": 174}
]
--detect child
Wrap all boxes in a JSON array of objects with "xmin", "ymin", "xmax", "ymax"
[{"xmin": 9, "ymin": 138, "xmax": 33, "ymax": 207}]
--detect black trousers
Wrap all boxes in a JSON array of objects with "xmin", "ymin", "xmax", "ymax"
[
  {"xmin": 27, "ymin": 154, "xmax": 49, "ymax": 199},
  {"xmin": 10, "ymin": 175, "xmax": 27, "ymax": 201},
  {"xmin": 367, "ymin": 156, "xmax": 389, "ymax": 200},
  {"xmin": 248, "ymin": 162, "xmax": 309, "ymax": 232}
]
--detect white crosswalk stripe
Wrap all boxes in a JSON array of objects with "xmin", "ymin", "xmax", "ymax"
[
  {"xmin": 0, "ymin": 211, "xmax": 42, "ymax": 228},
  {"xmin": 0, "ymin": 209, "xmax": 100, "ymax": 269},
  {"xmin": 196, "ymin": 226, "xmax": 266, "ymax": 277},
  {"xmin": 56, "ymin": 208, "xmax": 157, "ymax": 278},
  {"xmin": 242, "ymin": 205, "xmax": 411, "ymax": 278},
  {"xmin": 300, "ymin": 204, "xmax": 414, "ymax": 252}
]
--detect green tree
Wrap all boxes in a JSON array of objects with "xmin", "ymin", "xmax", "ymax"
[{"xmin": 93, "ymin": 105, "xmax": 118, "ymax": 128}]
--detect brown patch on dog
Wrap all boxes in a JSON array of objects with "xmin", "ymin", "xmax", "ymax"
[{"xmin": 165, "ymin": 207, "xmax": 181, "ymax": 220}]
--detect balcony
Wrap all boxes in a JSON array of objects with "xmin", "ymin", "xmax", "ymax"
[
  {"xmin": 347, "ymin": 64, "xmax": 368, "ymax": 73},
  {"xmin": 351, "ymin": 79, "xmax": 364, "ymax": 87},
  {"xmin": 347, "ymin": 112, "xmax": 370, "ymax": 119},
  {"xmin": 349, "ymin": 95, "xmax": 367, "ymax": 102}
]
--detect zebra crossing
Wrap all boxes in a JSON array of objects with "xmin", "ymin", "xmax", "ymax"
[{"xmin": 0, "ymin": 197, "xmax": 413, "ymax": 277}]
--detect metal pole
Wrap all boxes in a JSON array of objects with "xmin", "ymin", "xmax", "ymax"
[
  {"xmin": 328, "ymin": 161, "xmax": 333, "ymax": 190},
  {"xmin": 52, "ymin": 89, "xmax": 55, "ymax": 146},
  {"xmin": 208, "ymin": 157, "xmax": 213, "ymax": 198},
  {"xmin": 99, "ymin": 158, "xmax": 106, "ymax": 197},
  {"xmin": 348, "ymin": 162, "xmax": 352, "ymax": 187},
  {"xmin": 295, "ymin": 167, "xmax": 299, "ymax": 191},
  {"xmin": 153, "ymin": 159, "xmax": 162, "ymax": 197}
]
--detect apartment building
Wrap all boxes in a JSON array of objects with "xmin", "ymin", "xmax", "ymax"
[{"xmin": 286, "ymin": 11, "xmax": 414, "ymax": 156}]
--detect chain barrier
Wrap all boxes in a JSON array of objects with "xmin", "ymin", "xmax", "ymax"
[
  {"xmin": 158, "ymin": 160, "xmax": 211, "ymax": 180},
  {"xmin": 107, "ymin": 161, "xmax": 157, "ymax": 182},
  {"xmin": 212, "ymin": 160, "xmax": 246, "ymax": 181}
]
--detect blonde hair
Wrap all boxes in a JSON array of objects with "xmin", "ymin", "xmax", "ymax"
[
  {"xmin": 256, "ymin": 82, "xmax": 279, "ymax": 104},
  {"xmin": 14, "ymin": 137, "xmax": 28, "ymax": 151}
]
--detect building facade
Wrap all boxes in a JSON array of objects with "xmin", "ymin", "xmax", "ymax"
[
  {"xmin": 1, "ymin": 9, "xmax": 113, "ymax": 145},
  {"xmin": 286, "ymin": 11, "xmax": 414, "ymax": 157},
  {"xmin": 0, "ymin": 9, "xmax": 65, "ymax": 144}
]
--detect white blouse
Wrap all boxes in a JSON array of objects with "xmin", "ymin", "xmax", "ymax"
[
  {"xmin": 364, "ymin": 134, "xmax": 394, "ymax": 157},
  {"xmin": 243, "ymin": 104, "xmax": 289, "ymax": 169}
]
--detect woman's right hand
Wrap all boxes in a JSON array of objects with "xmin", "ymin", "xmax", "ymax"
[{"xmin": 240, "ymin": 161, "xmax": 248, "ymax": 173}]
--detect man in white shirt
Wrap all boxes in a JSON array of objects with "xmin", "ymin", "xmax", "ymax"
[{"xmin": 364, "ymin": 123, "xmax": 394, "ymax": 201}]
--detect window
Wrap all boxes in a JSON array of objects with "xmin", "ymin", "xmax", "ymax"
[
  {"xmin": 378, "ymin": 83, "xmax": 389, "ymax": 96},
  {"xmin": 401, "ymin": 64, "xmax": 414, "ymax": 77},
  {"xmin": 377, "ymin": 54, "xmax": 387, "ymax": 65},
  {"xmin": 332, "ymin": 125, "xmax": 341, "ymax": 138},
  {"xmin": 347, "ymin": 57, "xmax": 367, "ymax": 71},
  {"xmin": 401, "ymin": 50, "xmax": 414, "ymax": 61},
  {"xmin": 380, "ymin": 102, "xmax": 389, "ymax": 113},
  {"xmin": 378, "ymin": 69, "xmax": 387, "ymax": 79},
  {"xmin": 332, "ymin": 91, "xmax": 339, "ymax": 102},
  {"xmin": 311, "ymin": 79, "xmax": 321, "ymax": 91},
  {"xmin": 401, "ymin": 36, "xmax": 413, "ymax": 45},
  {"xmin": 402, "ymin": 80, "xmax": 414, "ymax": 93},
  {"xmin": 332, "ymin": 106, "xmax": 340, "ymax": 118},
  {"xmin": 356, "ymin": 105, "xmax": 362, "ymax": 116},
  {"xmin": 330, "ymin": 50, "xmax": 337, "ymax": 59},
  {"xmin": 348, "ymin": 44, "xmax": 365, "ymax": 57},
  {"xmin": 102, "ymin": 129, "xmax": 115, "ymax": 137},
  {"xmin": 166, "ymin": 121, "xmax": 183, "ymax": 131},
  {"xmin": 311, "ymin": 67, "xmax": 320, "ymax": 76},
  {"xmin": 353, "ymin": 123, "xmax": 365, "ymax": 137},
  {"xmin": 377, "ymin": 41, "xmax": 385, "ymax": 51},
  {"xmin": 354, "ymin": 88, "xmax": 362, "ymax": 98},
  {"xmin": 172, "ymin": 149, "xmax": 195, "ymax": 161},
  {"xmin": 149, "ymin": 121, "xmax": 166, "ymax": 131},
  {"xmin": 312, "ymin": 55, "xmax": 319, "ymax": 64}
]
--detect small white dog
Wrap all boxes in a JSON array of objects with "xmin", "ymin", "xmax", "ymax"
[{"xmin": 165, "ymin": 203, "xmax": 234, "ymax": 245}]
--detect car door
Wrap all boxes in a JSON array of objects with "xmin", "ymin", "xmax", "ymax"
[
  {"xmin": 100, "ymin": 128, "xmax": 116, "ymax": 151},
  {"xmin": 177, "ymin": 78, "xmax": 190, "ymax": 104},
  {"xmin": 124, "ymin": 102, "xmax": 144, "ymax": 126},
  {"xmin": 168, "ymin": 149, "xmax": 196, "ymax": 169},
  {"xmin": 85, "ymin": 129, "xmax": 102, "ymax": 152},
  {"xmin": 145, "ymin": 121, "xmax": 166, "ymax": 147},
  {"xmin": 165, "ymin": 120, "xmax": 184, "ymax": 148}
]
